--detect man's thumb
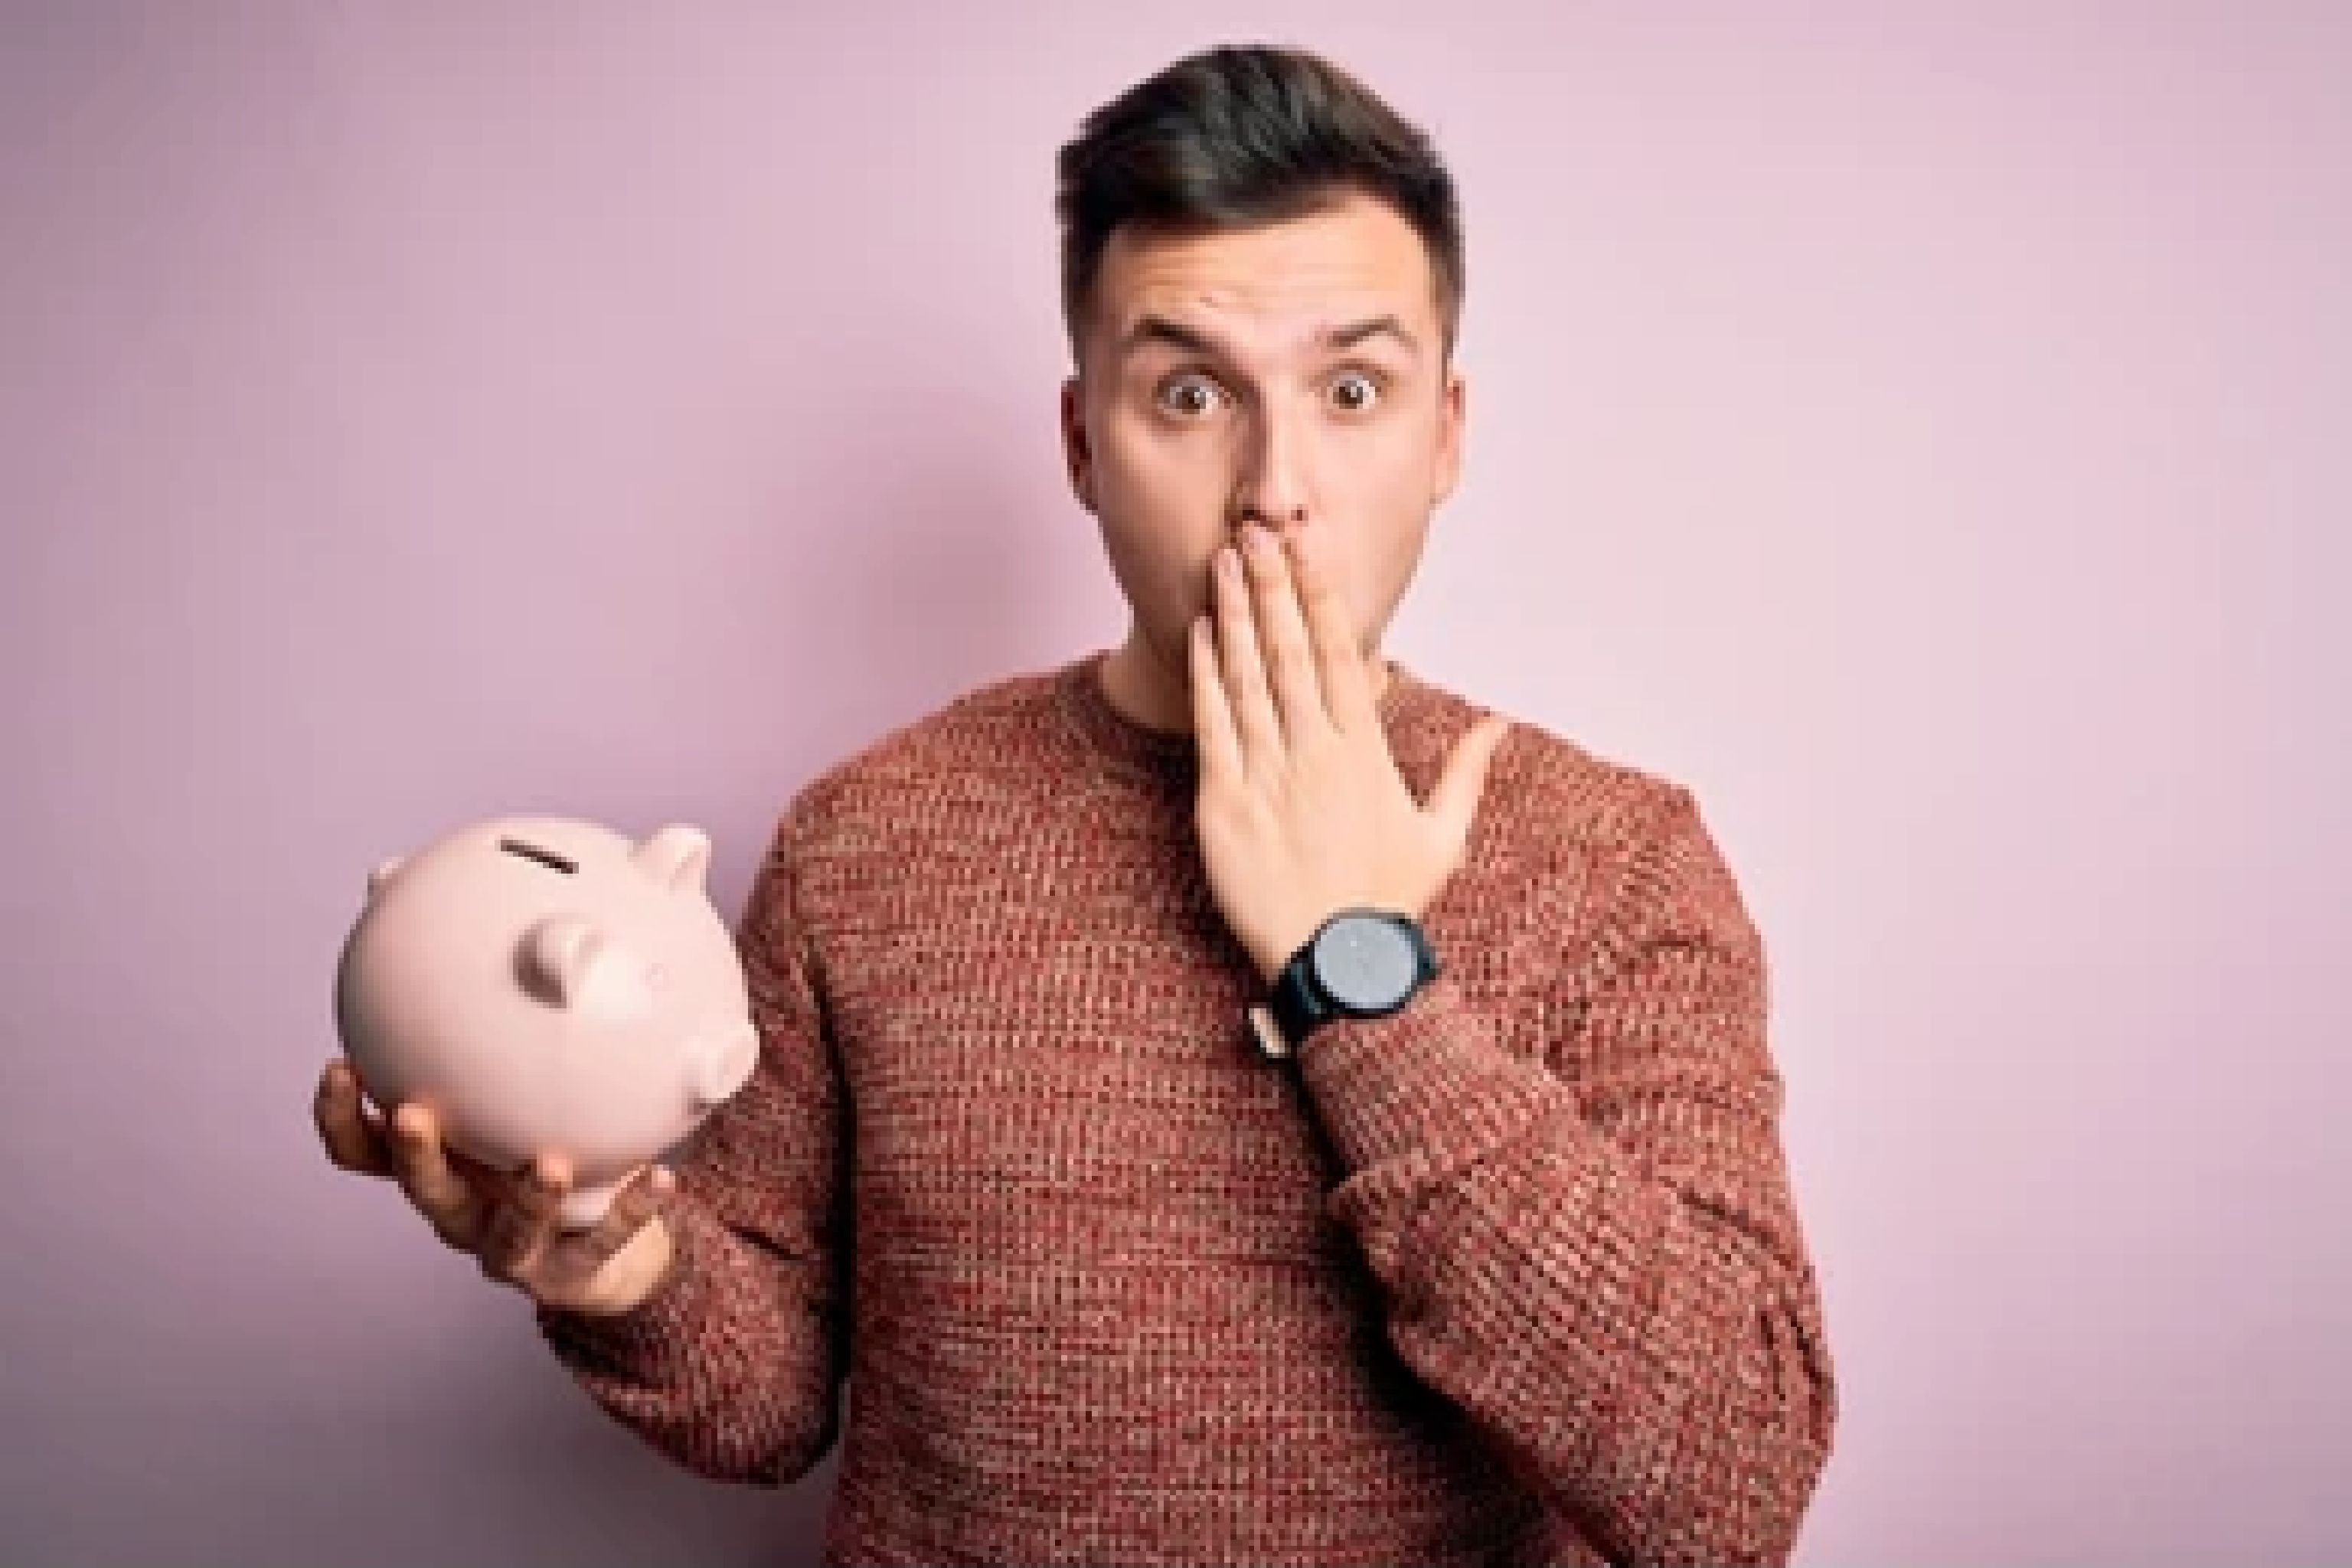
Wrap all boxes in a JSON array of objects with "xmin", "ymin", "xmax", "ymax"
[{"xmin": 1428, "ymin": 714, "xmax": 1512, "ymax": 841}]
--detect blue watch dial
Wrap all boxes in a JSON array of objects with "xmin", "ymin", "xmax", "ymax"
[{"xmin": 1312, "ymin": 913, "xmax": 1423, "ymax": 1014}]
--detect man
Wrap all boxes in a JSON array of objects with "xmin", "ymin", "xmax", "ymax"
[{"xmin": 315, "ymin": 44, "xmax": 1837, "ymax": 1566}]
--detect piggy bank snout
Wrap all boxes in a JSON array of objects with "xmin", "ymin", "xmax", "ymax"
[{"xmin": 694, "ymin": 1023, "xmax": 760, "ymax": 1109}]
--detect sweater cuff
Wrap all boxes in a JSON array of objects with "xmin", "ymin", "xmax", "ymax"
[
  {"xmin": 534, "ymin": 1197, "xmax": 726, "ymax": 1380},
  {"xmin": 1295, "ymin": 973, "xmax": 1557, "ymax": 1178}
]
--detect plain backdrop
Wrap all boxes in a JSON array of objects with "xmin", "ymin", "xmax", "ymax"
[{"xmin": 4, "ymin": 2, "xmax": 2345, "ymax": 1564}]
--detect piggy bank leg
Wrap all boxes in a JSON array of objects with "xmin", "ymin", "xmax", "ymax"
[{"xmin": 557, "ymin": 1179, "xmax": 625, "ymax": 1232}]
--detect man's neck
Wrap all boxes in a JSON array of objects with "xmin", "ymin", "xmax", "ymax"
[{"xmin": 1096, "ymin": 630, "xmax": 1390, "ymax": 737}]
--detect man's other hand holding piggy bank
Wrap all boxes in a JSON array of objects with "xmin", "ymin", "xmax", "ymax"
[{"xmin": 312, "ymin": 817, "xmax": 762, "ymax": 1315}]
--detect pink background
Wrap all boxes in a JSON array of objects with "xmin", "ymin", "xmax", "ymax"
[{"xmin": 5, "ymin": 3, "xmax": 2345, "ymax": 1563}]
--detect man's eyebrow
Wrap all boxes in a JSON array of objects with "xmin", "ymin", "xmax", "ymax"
[
  {"xmin": 1121, "ymin": 315, "xmax": 1226, "ymax": 359},
  {"xmin": 1116, "ymin": 313, "xmax": 1421, "ymax": 360},
  {"xmin": 1325, "ymin": 315, "xmax": 1418, "ymax": 354}
]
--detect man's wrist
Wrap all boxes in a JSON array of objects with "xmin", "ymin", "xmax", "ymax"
[{"xmin": 1249, "ymin": 918, "xmax": 1319, "ymax": 988}]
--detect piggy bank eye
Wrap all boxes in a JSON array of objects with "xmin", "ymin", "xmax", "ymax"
[{"xmin": 500, "ymin": 838, "xmax": 578, "ymax": 874}]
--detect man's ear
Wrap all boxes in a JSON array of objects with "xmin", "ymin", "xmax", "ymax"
[
  {"xmin": 1432, "ymin": 368, "xmax": 1468, "ymax": 507},
  {"xmin": 1060, "ymin": 374, "xmax": 1096, "ymax": 514}
]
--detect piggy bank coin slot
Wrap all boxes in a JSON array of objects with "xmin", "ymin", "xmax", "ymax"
[{"xmin": 499, "ymin": 838, "xmax": 578, "ymax": 874}]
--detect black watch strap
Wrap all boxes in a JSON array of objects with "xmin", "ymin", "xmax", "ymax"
[{"xmin": 1259, "ymin": 952, "xmax": 1327, "ymax": 1060}]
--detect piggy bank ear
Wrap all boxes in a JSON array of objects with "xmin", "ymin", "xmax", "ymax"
[
  {"xmin": 367, "ymin": 857, "xmax": 404, "ymax": 899},
  {"xmin": 519, "ymin": 914, "xmax": 609, "ymax": 1008},
  {"xmin": 632, "ymin": 825, "xmax": 712, "ymax": 894}
]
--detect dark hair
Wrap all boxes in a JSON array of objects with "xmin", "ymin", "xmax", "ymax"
[{"xmin": 1054, "ymin": 45, "xmax": 1463, "ymax": 354}]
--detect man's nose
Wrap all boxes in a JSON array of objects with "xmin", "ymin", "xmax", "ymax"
[{"xmin": 1229, "ymin": 407, "xmax": 1312, "ymax": 531}]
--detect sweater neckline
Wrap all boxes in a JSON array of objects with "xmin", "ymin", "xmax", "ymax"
[{"xmin": 1055, "ymin": 648, "xmax": 1438, "ymax": 786}]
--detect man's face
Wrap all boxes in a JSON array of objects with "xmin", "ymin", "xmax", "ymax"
[{"xmin": 1061, "ymin": 190, "xmax": 1465, "ymax": 721}]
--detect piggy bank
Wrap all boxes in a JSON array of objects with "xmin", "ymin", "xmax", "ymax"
[{"xmin": 334, "ymin": 816, "xmax": 760, "ymax": 1230}]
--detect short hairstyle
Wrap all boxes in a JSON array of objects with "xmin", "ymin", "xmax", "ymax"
[{"xmin": 1054, "ymin": 45, "xmax": 1465, "ymax": 355}]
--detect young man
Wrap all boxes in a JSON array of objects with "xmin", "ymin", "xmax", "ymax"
[{"xmin": 315, "ymin": 44, "xmax": 1838, "ymax": 1566}]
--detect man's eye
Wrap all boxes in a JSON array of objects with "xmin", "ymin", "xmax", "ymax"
[
  {"xmin": 1329, "ymin": 372, "xmax": 1381, "ymax": 412},
  {"xmin": 1157, "ymin": 375, "xmax": 1223, "ymax": 416}
]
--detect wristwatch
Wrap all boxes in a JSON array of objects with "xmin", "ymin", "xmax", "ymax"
[{"xmin": 1251, "ymin": 909, "xmax": 1439, "ymax": 1061}]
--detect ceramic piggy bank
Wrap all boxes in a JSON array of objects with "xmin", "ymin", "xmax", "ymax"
[{"xmin": 334, "ymin": 816, "xmax": 760, "ymax": 1230}]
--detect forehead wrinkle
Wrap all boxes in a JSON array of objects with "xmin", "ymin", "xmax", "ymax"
[{"xmin": 1113, "ymin": 299, "xmax": 1416, "ymax": 380}]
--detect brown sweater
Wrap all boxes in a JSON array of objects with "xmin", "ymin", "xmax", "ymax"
[{"xmin": 537, "ymin": 653, "xmax": 1837, "ymax": 1565}]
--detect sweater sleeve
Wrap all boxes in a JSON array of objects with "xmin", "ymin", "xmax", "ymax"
[
  {"xmin": 533, "ymin": 814, "xmax": 851, "ymax": 1488},
  {"xmin": 1295, "ymin": 782, "xmax": 1838, "ymax": 1566}
]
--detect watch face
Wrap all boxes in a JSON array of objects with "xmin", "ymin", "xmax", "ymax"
[{"xmin": 1312, "ymin": 915, "xmax": 1423, "ymax": 1014}]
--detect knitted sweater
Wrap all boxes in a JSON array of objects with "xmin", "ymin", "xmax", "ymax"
[{"xmin": 537, "ymin": 653, "xmax": 1837, "ymax": 1566}]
